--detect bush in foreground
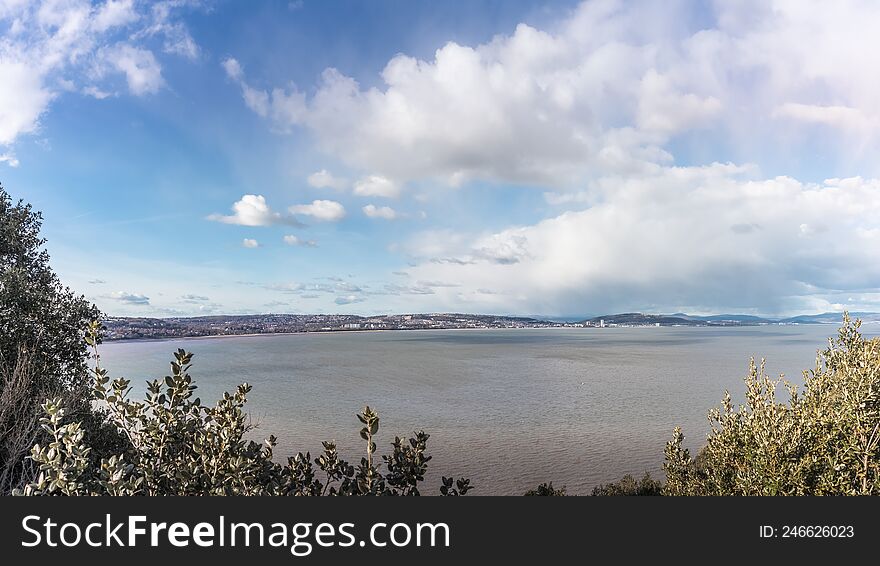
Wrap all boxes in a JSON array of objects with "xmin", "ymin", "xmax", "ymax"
[
  {"xmin": 664, "ymin": 315, "xmax": 880, "ymax": 495},
  {"xmin": 591, "ymin": 473, "xmax": 662, "ymax": 496},
  {"xmin": 17, "ymin": 322, "xmax": 471, "ymax": 496},
  {"xmin": 523, "ymin": 482, "xmax": 566, "ymax": 496},
  {"xmin": 1, "ymin": 184, "xmax": 104, "ymax": 494}
]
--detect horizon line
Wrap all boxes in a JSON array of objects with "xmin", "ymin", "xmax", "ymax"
[{"xmin": 100, "ymin": 309, "xmax": 873, "ymax": 321}]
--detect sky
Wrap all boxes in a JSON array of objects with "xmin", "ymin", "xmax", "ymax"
[{"xmin": 2, "ymin": 0, "xmax": 880, "ymax": 319}]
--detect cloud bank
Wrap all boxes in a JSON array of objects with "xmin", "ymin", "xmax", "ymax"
[
  {"xmin": 228, "ymin": 0, "xmax": 880, "ymax": 191},
  {"xmin": 403, "ymin": 168, "xmax": 880, "ymax": 315}
]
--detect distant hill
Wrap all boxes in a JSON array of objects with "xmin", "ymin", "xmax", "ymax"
[
  {"xmin": 101, "ymin": 310, "xmax": 880, "ymax": 341},
  {"xmin": 582, "ymin": 311, "xmax": 880, "ymax": 327},
  {"xmin": 672, "ymin": 313, "xmax": 775, "ymax": 324},
  {"xmin": 777, "ymin": 312, "xmax": 880, "ymax": 324}
]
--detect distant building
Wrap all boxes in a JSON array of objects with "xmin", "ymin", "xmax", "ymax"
[{"xmin": 599, "ymin": 319, "xmax": 606, "ymax": 328}]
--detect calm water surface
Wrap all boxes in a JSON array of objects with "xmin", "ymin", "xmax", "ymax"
[{"xmin": 99, "ymin": 325, "xmax": 880, "ymax": 495}]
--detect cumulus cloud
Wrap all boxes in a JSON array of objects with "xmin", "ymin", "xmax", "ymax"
[
  {"xmin": 242, "ymin": 238, "xmax": 260, "ymax": 248},
  {"xmin": 353, "ymin": 175, "xmax": 399, "ymax": 198},
  {"xmin": 307, "ymin": 169, "xmax": 348, "ymax": 190},
  {"xmin": 226, "ymin": 0, "xmax": 880, "ymax": 189},
  {"xmin": 109, "ymin": 291, "xmax": 150, "ymax": 305},
  {"xmin": 334, "ymin": 294, "xmax": 365, "ymax": 305},
  {"xmin": 0, "ymin": 0, "xmax": 201, "ymax": 162},
  {"xmin": 362, "ymin": 204, "xmax": 397, "ymax": 220},
  {"xmin": 289, "ymin": 199, "xmax": 346, "ymax": 221},
  {"xmin": 208, "ymin": 194, "xmax": 301, "ymax": 226},
  {"xmin": 401, "ymin": 166, "xmax": 880, "ymax": 315},
  {"xmin": 180, "ymin": 294, "xmax": 209, "ymax": 302},
  {"xmin": 0, "ymin": 60, "xmax": 54, "ymax": 146},
  {"xmin": 283, "ymin": 234, "xmax": 317, "ymax": 247}
]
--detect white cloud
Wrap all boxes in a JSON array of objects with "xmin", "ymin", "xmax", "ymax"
[
  {"xmin": 283, "ymin": 234, "xmax": 317, "ymax": 247},
  {"xmin": 82, "ymin": 85, "xmax": 113, "ymax": 99},
  {"xmin": 208, "ymin": 194, "xmax": 299, "ymax": 226},
  {"xmin": 0, "ymin": 60, "xmax": 53, "ymax": 146},
  {"xmin": 242, "ymin": 238, "xmax": 259, "ymax": 248},
  {"xmin": 0, "ymin": 0, "xmax": 201, "ymax": 159},
  {"xmin": 353, "ymin": 175, "xmax": 399, "ymax": 198},
  {"xmin": 289, "ymin": 199, "xmax": 346, "ymax": 221},
  {"xmin": 109, "ymin": 291, "xmax": 150, "ymax": 305},
  {"xmin": 135, "ymin": 0, "xmax": 201, "ymax": 60},
  {"xmin": 100, "ymin": 43, "xmax": 163, "ymax": 95},
  {"xmin": 383, "ymin": 283, "xmax": 434, "ymax": 296},
  {"xmin": 228, "ymin": 0, "xmax": 880, "ymax": 188},
  {"xmin": 93, "ymin": 0, "xmax": 138, "ymax": 33},
  {"xmin": 221, "ymin": 57, "xmax": 243, "ymax": 81},
  {"xmin": 335, "ymin": 294, "xmax": 365, "ymax": 305},
  {"xmin": 773, "ymin": 103, "xmax": 871, "ymax": 132},
  {"xmin": 636, "ymin": 70, "xmax": 721, "ymax": 134},
  {"xmin": 222, "ymin": 58, "xmax": 306, "ymax": 132},
  {"xmin": 307, "ymin": 169, "xmax": 348, "ymax": 190},
  {"xmin": 402, "ymin": 166, "xmax": 880, "ymax": 315},
  {"xmin": 0, "ymin": 153, "xmax": 20, "ymax": 167},
  {"xmin": 362, "ymin": 204, "xmax": 397, "ymax": 220}
]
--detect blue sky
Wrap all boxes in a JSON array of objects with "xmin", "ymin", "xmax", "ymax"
[{"xmin": 3, "ymin": 0, "xmax": 880, "ymax": 318}]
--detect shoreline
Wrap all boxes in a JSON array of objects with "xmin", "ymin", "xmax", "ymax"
[
  {"xmin": 102, "ymin": 325, "xmax": 564, "ymax": 344},
  {"xmin": 99, "ymin": 322, "xmax": 855, "ymax": 345}
]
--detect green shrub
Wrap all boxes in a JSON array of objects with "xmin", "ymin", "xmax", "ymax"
[
  {"xmin": 591, "ymin": 473, "xmax": 662, "ymax": 496},
  {"xmin": 524, "ymin": 482, "xmax": 566, "ymax": 496},
  {"xmin": 17, "ymin": 322, "xmax": 471, "ymax": 496},
  {"xmin": 664, "ymin": 315, "xmax": 880, "ymax": 495},
  {"xmin": 1, "ymin": 184, "xmax": 103, "ymax": 494}
]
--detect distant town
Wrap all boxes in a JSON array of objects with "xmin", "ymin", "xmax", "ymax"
[{"xmin": 100, "ymin": 311, "xmax": 878, "ymax": 341}]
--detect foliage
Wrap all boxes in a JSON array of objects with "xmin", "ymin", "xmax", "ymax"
[
  {"xmin": 0, "ymin": 184, "xmax": 98, "ymax": 392},
  {"xmin": 17, "ymin": 322, "xmax": 471, "ymax": 496},
  {"xmin": 663, "ymin": 315, "xmax": 880, "ymax": 495},
  {"xmin": 524, "ymin": 482, "xmax": 566, "ymax": 496},
  {"xmin": 1, "ymin": 184, "xmax": 101, "ymax": 494},
  {"xmin": 591, "ymin": 473, "xmax": 662, "ymax": 496}
]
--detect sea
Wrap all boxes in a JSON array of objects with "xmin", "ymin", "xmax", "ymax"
[{"xmin": 98, "ymin": 324, "xmax": 880, "ymax": 495}]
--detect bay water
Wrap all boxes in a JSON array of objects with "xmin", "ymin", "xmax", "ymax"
[{"xmin": 99, "ymin": 324, "xmax": 879, "ymax": 495}]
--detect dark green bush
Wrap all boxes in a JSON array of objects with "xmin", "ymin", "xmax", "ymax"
[
  {"xmin": 524, "ymin": 482, "xmax": 566, "ymax": 496},
  {"xmin": 591, "ymin": 473, "xmax": 662, "ymax": 496},
  {"xmin": 1, "ymin": 184, "xmax": 103, "ymax": 494}
]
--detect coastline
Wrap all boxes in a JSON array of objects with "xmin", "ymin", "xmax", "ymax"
[
  {"xmin": 101, "ymin": 325, "xmax": 565, "ymax": 344},
  {"xmin": 100, "ymin": 321, "xmax": 856, "ymax": 345}
]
